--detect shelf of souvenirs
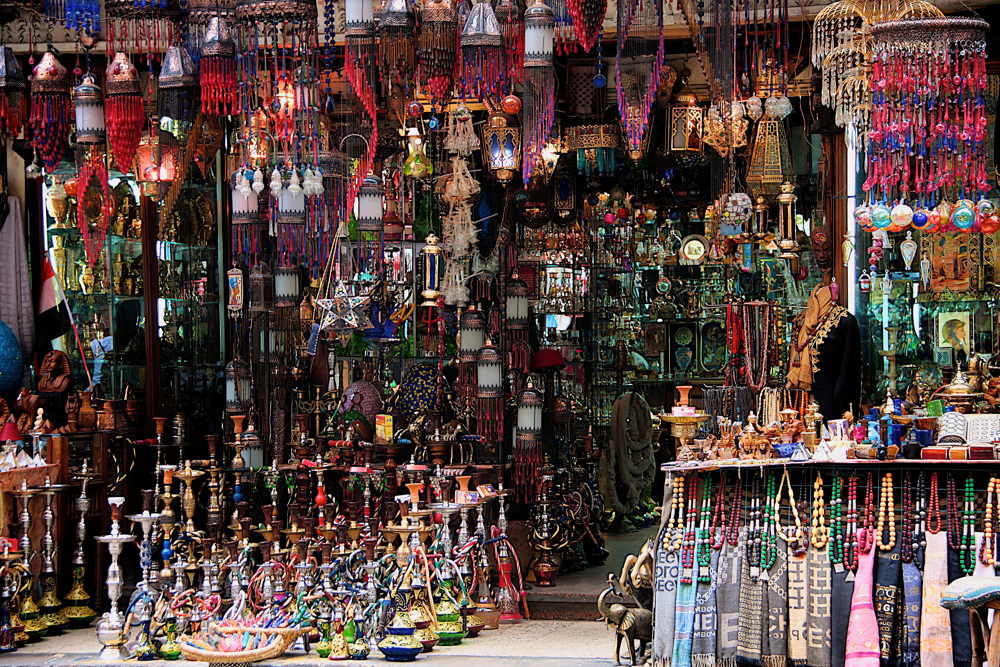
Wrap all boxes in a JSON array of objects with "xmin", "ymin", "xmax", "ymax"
[
  {"xmin": 48, "ymin": 227, "xmax": 215, "ymax": 253},
  {"xmin": 661, "ymin": 454, "xmax": 1000, "ymax": 474}
]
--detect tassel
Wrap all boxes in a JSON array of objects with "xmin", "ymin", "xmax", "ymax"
[
  {"xmin": 30, "ymin": 94, "xmax": 71, "ymax": 169},
  {"xmin": 521, "ymin": 66, "xmax": 556, "ymax": 183},
  {"xmin": 566, "ymin": 0, "xmax": 606, "ymax": 52},
  {"xmin": 76, "ymin": 151, "xmax": 113, "ymax": 265},
  {"xmin": 461, "ymin": 45, "xmax": 506, "ymax": 98},
  {"xmin": 494, "ymin": 0, "xmax": 524, "ymax": 85},
  {"xmin": 200, "ymin": 56, "xmax": 238, "ymax": 115},
  {"xmin": 0, "ymin": 91, "xmax": 25, "ymax": 139},
  {"xmin": 417, "ymin": 0, "xmax": 456, "ymax": 102}
]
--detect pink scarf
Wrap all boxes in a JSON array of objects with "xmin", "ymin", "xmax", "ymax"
[{"xmin": 845, "ymin": 530, "xmax": 880, "ymax": 667}]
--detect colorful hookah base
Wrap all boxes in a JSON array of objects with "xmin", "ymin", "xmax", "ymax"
[
  {"xmin": 61, "ymin": 602, "xmax": 98, "ymax": 628},
  {"xmin": 464, "ymin": 612, "xmax": 486, "ymax": 638},
  {"xmin": 348, "ymin": 640, "xmax": 371, "ymax": 660},
  {"xmin": 434, "ymin": 620, "xmax": 466, "ymax": 646},
  {"xmin": 377, "ymin": 632, "xmax": 423, "ymax": 662},
  {"xmin": 416, "ymin": 626, "xmax": 439, "ymax": 651},
  {"xmin": 158, "ymin": 638, "xmax": 182, "ymax": 660}
]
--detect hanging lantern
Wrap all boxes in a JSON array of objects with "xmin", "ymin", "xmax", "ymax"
[
  {"xmin": 135, "ymin": 129, "xmax": 180, "ymax": 196},
  {"xmin": 776, "ymin": 182, "xmax": 799, "ymax": 259},
  {"xmin": 231, "ymin": 168, "xmax": 259, "ymax": 224},
  {"xmin": 357, "ymin": 175, "xmax": 384, "ymax": 234},
  {"xmin": 30, "ymin": 52, "xmax": 71, "ymax": 169},
  {"xmin": 224, "ymin": 356, "xmax": 252, "ymax": 413},
  {"xmin": 0, "ymin": 46, "xmax": 26, "ymax": 139},
  {"xmin": 481, "ymin": 110, "xmax": 521, "ymax": 184},
  {"xmin": 514, "ymin": 382, "xmax": 543, "ymax": 501},
  {"xmin": 274, "ymin": 263, "xmax": 301, "ymax": 308},
  {"xmin": 494, "ymin": 0, "xmax": 524, "ymax": 86},
  {"xmin": 565, "ymin": 0, "xmax": 606, "ymax": 53},
  {"xmin": 201, "ymin": 17, "xmax": 238, "ymax": 116},
  {"xmin": 276, "ymin": 169, "xmax": 306, "ymax": 225},
  {"xmin": 461, "ymin": 0, "xmax": 506, "ymax": 98},
  {"xmin": 378, "ymin": 0, "xmax": 415, "ymax": 87},
  {"xmin": 476, "ymin": 340, "xmax": 504, "ymax": 445},
  {"xmin": 158, "ymin": 45, "xmax": 198, "ymax": 124},
  {"xmin": 104, "ymin": 52, "xmax": 144, "ymax": 172},
  {"xmin": 521, "ymin": 0, "xmax": 555, "ymax": 184},
  {"xmin": 419, "ymin": 234, "xmax": 445, "ymax": 307},
  {"xmin": 746, "ymin": 117, "xmax": 793, "ymax": 200},
  {"xmin": 667, "ymin": 93, "xmax": 703, "ymax": 154},
  {"xmin": 506, "ymin": 275, "xmax": 530, "ymax": 330},
  {"xmin": 564, "ymin": 123, "xmax": 619, "ymax": 177},
  {"xmin": 615, "ymin": 0, "xmax": 665, "ymax": 159},
  {"xmin": 249, "ymin": 262, "xmax": 274, "ymax": 312},
  {"xmin": 459, "ymin": 307, "xmax": 487, "ymax": 363},
  {"xmin": 417, "ymin": 0, "xmax": 456, "ymax": 101},
  {"xmin": 73, "ymin": 74, "xmax": 105, "ymax": 146}
]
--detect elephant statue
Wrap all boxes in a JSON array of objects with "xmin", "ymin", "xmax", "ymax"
[{"xmin": 597, "ymin": 573, "xmax": 653, "ymax": 665}]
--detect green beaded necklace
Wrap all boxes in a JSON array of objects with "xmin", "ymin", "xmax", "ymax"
[
  {"xmin": 829, "ymin": 475, "xmax": 845, "ymax": 568},
  {"xmin": 696, "ymin": 477, "xmax": 714, "ymax": 583}
]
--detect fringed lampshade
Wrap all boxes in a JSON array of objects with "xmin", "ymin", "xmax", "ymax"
[
  {"xmin": 30, "ymin": 52, "xmax": 71, "ymax": 169},
  {"xmin": 105, "ymin": 52, "xmax": 144, "ymax": 172},
  {"xmin": 417, "ymin": 0, "xmax": 457, "ymax": 101},
  {"xmin": 461, "ymin": 0, "xmax": 506, "ymax": 98},
  {"xmin": 0, "ymin": 47, "xmax": 26, "ymax": 139},
  {"xmin": 494, "ymin": 0, "xmax": 524, "ymax": 87},
  {"xmin": 158, "ymin": 45, "xmax": 198, "ymax": 124},
  {"xmin": 521, "ymin": 0, "xmax": 555, "ymax": 184},
  {"xmin": 477, "ymin": 340, "xmax": 504, "ymax": 444},
  {"xmin": 746, "ymin": 118, "xmax": 793, "ymax": 200},
  {"xmin": 200, "ymin": 17, "xmax": 238, "ymax": 116},
  {"xmin": 378, "ymin": 0, "xmax": 415, "ymax": 87}
]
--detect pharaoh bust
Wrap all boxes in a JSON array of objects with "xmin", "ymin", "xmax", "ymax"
[{"xmin": 37, "ymin": 350, "xmax": 72, "ymax": 394}]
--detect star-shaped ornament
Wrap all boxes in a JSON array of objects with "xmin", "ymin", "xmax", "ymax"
[{"xmin": 316, "ymin": 281, "xmax": 372, "ymax": 331}]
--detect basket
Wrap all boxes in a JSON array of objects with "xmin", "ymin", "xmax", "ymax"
[{"xmin": 179, "ymin": 626, "xmax": 309, "ymax": 664}]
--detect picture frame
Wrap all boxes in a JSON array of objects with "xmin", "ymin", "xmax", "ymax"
[
  {"xmin": 644, "ymin": 322, "xmax": 667, "ymax": 356},
  {"xmin": 936, "ymin": 311, "xmax": 971, "ymax": 355}
]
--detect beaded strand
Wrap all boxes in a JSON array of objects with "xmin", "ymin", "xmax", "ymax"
[
  {"xmin": 876, "ymin": 472, "xmax": 896, "ymax": 552},
  {"xmin": 811, "ymin": 472, "xmax": 829, "ymax": 550}
]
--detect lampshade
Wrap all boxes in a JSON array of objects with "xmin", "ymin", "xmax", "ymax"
[
  {"xmin": 516, "ymin": 383, "xmax": 543, "ymax": 433},
  {"xmin": 523, "ymin": 0, "xmax": 554, "ymax": 67},
  {"xmin": 0, "ymin": 421, "xmax": 21, "ymax": 443},
  {"xmin": 274, "ymin": 263, "xmax": 301, "ymax": 307},
  {"xmin": 357, "ymin": 174, "xmax": 384, "ymax": 233},
  {"xmin": 0, "ymin": 46, "xmax": 26, "ymax": 138},
  {"xmin": 506, "ymin": 274, "xmax": 530, "ymax": 330},
  {"xmin": 477, "ymin": 341, "xmax": 504, "ymax": 397},
  {"xmin": 73, "ymin": 73, "xmax": 106, "ymax": 145},
  {"xmin": 231, "ymin": 169, "xmax": 259, "ymax": 224},
  {"xmin": 459, "ymin": 307, "xmax": 487, "ymax": 363},
  {"xmin": 249, "ymin": 262, "xmax": 274, "ymax": 312},
  {"xmin": 667, "ymin": 93, "xmax": 703, "ymax": 153},
  {"xmin": 224, "ymin": 357, "xmax": 252, "ymax": 413},
  {"xmin": 135, "ymin": 129, "xmax": 180, "ymax": 195},
  {"xmin": 345, "ymin": 0, "xmax": 374, "ymax": 33}
]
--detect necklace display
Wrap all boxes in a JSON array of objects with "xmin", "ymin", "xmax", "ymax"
[
  {"xmin": 758, "ymin": 474, "xmax": 778, "ymax": 576},
  {"xmin": 928, "ymin": 472, "xmax": 942, "ymax": 534},
  {"xmin": 811, "ymin": 472, "xmax": 828, "ymax": 550},
  {"xmin": 747, "ymin": 479, "xmax": 763, "ymax": 580},
  {"xmin": 664, "ymin": 475, "xmax": 686, "ymax": 553},
  {"xmin": 696, "ymin": 478, "xmax": 713, "ymax": 583},
  {"xmin": 959, "ymin": 476, "xmax": 976, "ymax": 576},
  {"xmin": 845, "ymin": 475, "xmax": 860, "ymax": 576},
  {"xmin": 680, "ymin": 478, "xmax": 699, "ymax": 583},
  {"xmin": 982, "ymin": 477, "xmax": 998, "ymax": 567},
  {"xmin": 947, "ymin": 474, "xmax": 961, "ymax": 550},
  {"xmin": 900, "ymin": 473, "xmax": 915, "ymax": 563},
  {"xmin": 776, "ymin": 468, "xmax": 805, "ymax": 555},
  {"xmin": 830, "ymin": 475, "xmax": 845, "ymax": 569},
  {"xmin": 709, "ymin": 476, "xmax": 726, "ymax": 550},
  {"xmin": 726, "ymin": 480, "xmax": 743, "ymax": 547},
  {"xmin": 741, "ymin": 303, "xmax": 772, "ymax": 393},
  {"xmin": 875, "ymin": 472, "xmax": 895, "ymax": 552}
]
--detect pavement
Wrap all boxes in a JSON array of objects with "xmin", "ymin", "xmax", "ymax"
[{"xmin": 0, "ymin": 620, "xmax": 619, "ymax": 666}]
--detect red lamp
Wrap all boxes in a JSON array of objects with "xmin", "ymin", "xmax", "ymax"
[{"xmin": 0, "ymin": 421, "xmax": 21, "ymax": 443}]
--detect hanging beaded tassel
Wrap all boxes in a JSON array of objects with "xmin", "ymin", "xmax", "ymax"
[
  {"xmin": 566, "ymin": 0, "xmax": 606, "ymax": 53},
  {"xmin": 0, "ymin": 47, "xmax": 26, "ymax": 139},
  {"xmin": 417, "ymin": 0, "xmax": 457, "ymax": 102},
  {"xmin": 494, "ymin": 0, "xmax": 524, "ymax": 87},
  {"xmin": 615, "ymin": 0, "xmax": 664, "ymax": 157},
  {"xmin": 200, "ymin": 17, "xmax": 238, "ymax": 116},
  {"xmin": 104, "ymin": 52, "xmax": 143, "ymax": 173},
  {"xmin": 514, "ymin": 431, "xmax": 542, "ymax": 502},
  {"xmin": 76, "ymin": 150, "xmax": 113, "ymax": 265},
  {"xmin": 29, "ymin": 52, "xmax": 71, "ymax": 170},
  {"xmin": 522, "ymin": 0, "xmax": 556, "ymax": 183},
  {"xmin": 460, "ymin": 0, "xmax": 507, "ymax": 98},
  {"xmin": 344, "ymin": 23, "xmax": 378, "ymax": 214}
]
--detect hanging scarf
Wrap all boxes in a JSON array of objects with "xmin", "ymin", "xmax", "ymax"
[
  {"xmin": 786, "ymin": 545, "xmax": 809, "ymax": 667},
  {"xmin": 691, "ymin": 549, "xmax": 718, "ymax": 667},
  {"xmin": 901, "ymin": 552, "xmax": 922, "ymax": 667},
  {"xmin": 947, "ymin": 539, "xmax": 973, "ymax": 667},
  {"xmin": 874, "ymin": 544, "xmax": 902, "ymax": 663},
  {"xmin": 845, "ymin": 534, "xmax": 880, "ymax": 667},
  {"xmin": 831, "ymin": 563, "xmax": 856, "ymax": 666},
  {"xmin": 786, "ymin": 283, "xmax": 847, "ymax": 392},
  {"xmin": 920, "ymin": 531, "xmax": 952, "ymax": 667},
  {"xmin": 653, "ymin": 499, "xmax": 681, "ymax": 666},
  {"xmin": 806, "ymin": 546, "xmax": 832, "ymax": 667},
  {"xmin": 762, "ymin": 543, "xmax": 789, "ymax": 667},
  {"xmin": 716, "ymin": 534, "xmax": 744, "ymax": 667},
  {"xmin": 673, "ymin": 555, "xmax": 699, "ymax": 667},
  {"xmin": 736, "ymin": 552, "xmax": 764, "ymax": 666}
]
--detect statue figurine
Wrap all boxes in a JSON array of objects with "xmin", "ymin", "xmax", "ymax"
[
  {"xmin": 38, "ymin": 351, "xmax": 72, "ymax": 395},
  {"xmin": 78, "ymin": 263, "xmax": 96, "ymax": 295},
  {"xmin": 597, "ymin": 573, "xmax": 652, "ymax": 666}
]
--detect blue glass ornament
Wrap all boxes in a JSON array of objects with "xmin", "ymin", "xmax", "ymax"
[{"xmin": 0, "ymin": 321, "xmax": 23, "ymax": 395}]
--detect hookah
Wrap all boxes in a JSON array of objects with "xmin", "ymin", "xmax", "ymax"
[
  {"xmin": 493, "ymin": 484, "xmax": 527, "ymax": 623},
  {"xmin": 62, "ymin": 461, "xmax": 99, "ymax": 628},
  {"xmin": 95, "ymin": 497, "xmax": 135, "ymax": 660},
  {"xmin": 0, "ymin": 544, "xmax": 21, "ymax": 652},
  {"xmin": 11, "ymin": 482, "xmax": 43, "ymax": 639},
  {"xmin": 174, "ymin": 460, "xmax": 205, "ymax": 536},
  {"xmin": 35, "ymin": 478, "xmax": 68, "ymax": 633},
  {"xmin": 125, "ymin": 490, "xmax": 162, "ymax": 661}
]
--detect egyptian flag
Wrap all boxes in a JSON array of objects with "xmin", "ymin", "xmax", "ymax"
[{"xmin": 36, "ymin": 256, "xmax": 71, "ymax": 343}]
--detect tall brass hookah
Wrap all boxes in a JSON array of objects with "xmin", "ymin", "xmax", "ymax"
[
  {"xmin": 12, "ymin": 481, "xmax": 44, "ymax": 640},
  {"xmin": 62, "ymin": 462, "xmax": 98, "ymax": 627},
  {"xmin": 37, "ymin": 477, "xmax": 70, "ymax": 633}
]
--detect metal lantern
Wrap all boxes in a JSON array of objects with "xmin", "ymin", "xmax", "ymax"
[
  {"xmin": 249, "ymin": 262, "xmax": 274, "ymax": 312},
  {"xmin": 516, "ymin": 382, "xmax": 543, "ymax": 434},
  {"xmin": 420, "ymin": 234, "xmax": 445, "ymax": 307},
  {"xmin": 277, "ymin": 172, "xmax": 306, "ymax": 226},
  {"xmin": 481, "ymin": 111, "xmax": 521, "ymax": 184},
  {"xmin": 104, "ymin": 52, "xmax": 143, "ymax": 172},
  {"xmin": 231, "ymin": 169, "xmax": 259, "ymax": 224},
  {"xmin": 157, "ymin": 45, "xmax": 197, "ymax": 123},
  {"xmin": 30, "ymin": 52, "xmax": 72, "ymax": 169},
  {"xmin": 345, "ymin": 0, "xmax": 374, "ymax": 34},
  {"xmin": 776, "ymin": 181, "xmax": 799, "ymax": 259},
  {"xmin": 459, "ymin": 307, "xmax": 487, "ymax": 363},
  {"xmin": 513, "ymin": 381, "xmax": 543, "ymax": 501},
  {"xmin": 357, "ymin": 175, "xmax": 384, "ymax": 234},
  {"xmin": 74, "ymin": 74, "xmax": 106, "ymax": 145},
  {"xmin": 274, "ymin": 263, "xmax": 301, "ymax": 308},
  {"xmin": 746, "ymin": 117, "xmax": 793, "ymax": 199},
  {"xmin": 477, "ymin": 341, "xmax": 504, "ymax": 398},
  {"xmin": 0, "ymin": 46, "xmax": 26, "ymax": 139},
  {"xmin": 523, "ymin": 0, "xmax": 554, "ymax": 67},
  {"xmin": 667, "ymin": 93, "xmax": 703, "ymax": 153},
  {"xmin": 506, "ymin": 274, "xmax": 530, "ymax": 330},
  {"xmin": 224, "ymin": 356, "xmax": 252, "ymax": 413},
  {"xmin": 135, "ymin": 129, "xmax": 179, "ymax": 196}
]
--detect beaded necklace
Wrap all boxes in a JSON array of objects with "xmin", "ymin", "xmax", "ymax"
[
  {"xmin": 860, "ymin": 472, "xmax": 875, "ymax": 555},
  {"xmin": 846, "ymin": 475, "xmax": 859, "ymax": 574},
  {"xmin": 947, "ymin": 475, "xmax": 961, "ymax": 550},
  {"xmin": 876, "ymin": 472, "xmax": 896, "ymax": 552},
  {"xmin": 726, "ymin": 479, "xmax": 743, "ymax": 547},
  {"xmin": 811, "ymin": 472, "xmax": 828, "ymax": 550},
  {"xmin": 696, "ymin": 478, "xmax": 714, "ymax": 583},
  {"xmin": 777, "ymin": 468, "xmax": 805, "ymax": 554},
  {"xmin": 680, "ymin": 478, "xmax": 699, "ymax": 583},
  {"xmin": 664, "ymin": 475, "xmax": 685, "ymax": 552},
  {"xmin": 959, "ymin": 476, "xmax": 976, "ymax": 576},
  {"xmin": 916, "ymin": 473, "xmax": 927, "ymax": 553},
  {"xmin": 981, "ymin": 477, "xmax": 997, "ymax": 567},
  {"xmin": 927, "ymin": 472, "xmax": 942, "ymax": 534},
  {"xmin": 900, "ymin": 473, "xmax": 915, "ymax": 563},
  {"xmin": 830, "ymin": 475, "xmax": 845, "ymax": 568},
  {"xmin": 759, "ymin": 474, "xmax": 778, "ymax": 574},
  {"xmin": 710, "ymin": 475, "xmax": 727, "ymax": 550},
  {"xmin": 747, "ymin": 479, "xmax": 762, "ymax": 580}
]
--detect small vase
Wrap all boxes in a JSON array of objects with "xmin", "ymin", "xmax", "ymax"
[
  {"xmin": 78, "ymin": 392, "xmax": 97, "ymax": 430},
  {"xmin": 676, "ymin": 385, "xmax": 693, "ymax": 407}
]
